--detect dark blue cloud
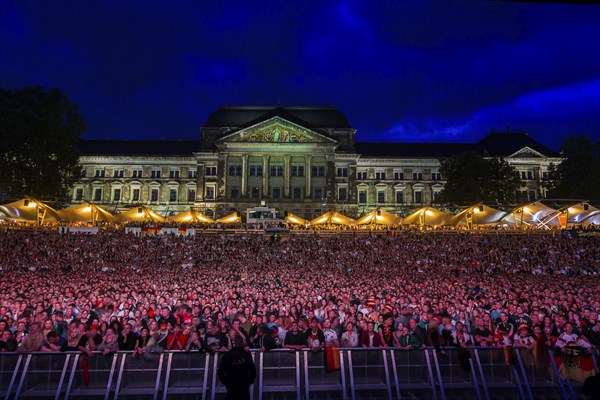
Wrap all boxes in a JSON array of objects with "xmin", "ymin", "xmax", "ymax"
[{"xmin": 1, "ymin": 0, "xmax": 599, "ymax": 149}]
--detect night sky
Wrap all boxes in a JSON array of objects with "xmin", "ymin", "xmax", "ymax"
[{"xmin": 1, "ymin": 1, "xmax": 599, "ymax": 149}]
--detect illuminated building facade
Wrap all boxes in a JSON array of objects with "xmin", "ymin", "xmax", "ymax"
[{"xmin": 74, "ymin": 106, "xmax": 561, "ymax": 219}]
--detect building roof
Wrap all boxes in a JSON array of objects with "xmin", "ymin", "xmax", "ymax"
[
  {"xmin": 356, "ymin": 142, "xmax": 479, "ymax": 158},
  {"xmin": 78, "ymin": 140, "xmax": 199, "ymax": 156},
  {"xmin": 357, "ymin": 133, "xmax": 558, "ymax": 158},
  {"xmin": 478, "ymin": 133, "xmax": 558, "ymax": 157},
  {"xmin": 204, "ymin": 106, "xmax": 352, "ymax": 129}
]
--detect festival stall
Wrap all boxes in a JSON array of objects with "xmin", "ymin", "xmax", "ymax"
[
  {"xmin": 168, "ymin": 208, "xmax": 215, "ymax": 223},
  {"xmin": 115, "ymin": 206, "xmax": 166, "ymax": 223},
  {"xmin": 401, "ymin": 207, "xmax": 451, "ymax": 227},
  {"xmin": 356, "ymin": 209, "xmax": 401, "ymax": 225},
  {"xmin": 216, "ymin": 211, "xmax": 241, "ymax": 224},
  {"xmin": 541, "ymin": 202, "xmax": 600, "ymax": 228},
  {"xmin": 450, "ymin": 204, "xmax": 507, "ymax": 227},
  {"xmin": 310, "ymin": 211, "xmax": 356, "ymax": 226},
  {"xmin": 57, "ymin": 202, "xmax": 117, "ymax": 224},
  {"xmin": 0, "ymin": 197, "xmax": 60, "ymax": 224}
]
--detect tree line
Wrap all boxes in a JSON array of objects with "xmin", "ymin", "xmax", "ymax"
[{"xmin": 0, "ymin": 87, "xmax": 598, "ymax": 203}]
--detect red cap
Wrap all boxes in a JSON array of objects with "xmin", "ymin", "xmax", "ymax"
[{"xmin": 89, "ymin": 324, "xmax": 99, "ymax": 330}]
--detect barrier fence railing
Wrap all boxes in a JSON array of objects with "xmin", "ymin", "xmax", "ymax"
[{"xmin": 1, "ymin": 347, "xmax": 597, "ymax": 400}]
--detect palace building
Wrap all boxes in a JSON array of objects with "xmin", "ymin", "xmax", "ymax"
[{"xmin": 75, "ymin": 106, "xmax": 561, "ymax": 219}]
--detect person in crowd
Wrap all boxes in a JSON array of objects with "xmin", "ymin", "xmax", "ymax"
[
  {"xmin": 341, "ymin": 322, "xmax": 359, "ymax": 348},
  {"xmin": 361, "ymin": 321, "xmax": 384, "ymax": 348},
  {"xmin": 284, "ymin": 322, "xmax": 307, "ymax": 351}
]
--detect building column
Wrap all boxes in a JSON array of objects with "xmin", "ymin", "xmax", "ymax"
[
  {"xmin": 196, "ymin": 163, "xmax": 204, "ymax": 202},
  {"xmin": 262, "ymin": 155, "xmax": 270, "ymax": 196},
  {"xmin": 284, "ymin": 155, "xmax": 291, "ymax": 198},
  {"xmin": 241, "ymin": 154, "xmax": 248, "ymax": 196},
  {"xmin": 305, "ymin": 155, "xmax": 312, "ymax": 197}
]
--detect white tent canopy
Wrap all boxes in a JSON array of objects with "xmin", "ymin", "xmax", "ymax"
[
  {"xmin": 310, "ymin": 211, "xmax": 356, "ymax": 226},
  {"xmin": 285, "ymin": 211, "xmax": 308, "ymax": 225},
  {"xmin": 168, "ymin": 208, "xmax": 215, "ymax": 223},
  {"xmin": 451, "ymin": 204, "xmax": 507, "ymax": 226},
  {"xmin": 356, "ymin": 209, "xmax": 400, "ymax": 225},
  {"xmin": 401, "ymin": 207, "xmax": 451, "ymax": 227},
  {"xmin": 115, "ymin": 206, "xmax": 166, "ymax": 223},
  {"xmin": 57, "ymin": 202, "xmax": 117, "ymax": 223},
  {"xmin": 216, "ymin": 211, "xmax": 241, "ymax": 224},
  {"xmin": 0, "ymin": 197, "xmax": 60, "ymax": 224},
  {"xmin": 501, "ymin": 202, "xmax": 557, "ymax": 227}
]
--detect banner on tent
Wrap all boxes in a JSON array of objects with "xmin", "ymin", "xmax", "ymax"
[
  {"xmin": 563, "ymin": 229, "xmax": 600, "ymax": 238},
  {"xmin": 57, "ymin": 227, "xmax": 99, "ymax": 234}
]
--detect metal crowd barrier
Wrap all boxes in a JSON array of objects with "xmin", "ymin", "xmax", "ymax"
[{"xmin": 1, "ymin": 347, "xmax": 598, "ymax": 400}]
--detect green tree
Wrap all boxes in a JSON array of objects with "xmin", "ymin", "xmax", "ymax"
[
  {"xmin": 0, "ymin": 87, "xmax": 85, "ymax": 198},
  {"xmin": 440, "ymin": 152, "xmax": 521, "ymax": 205},
  {"xmin": 547, "ymin": 135, "xmax": 600, "ymax": 199}
]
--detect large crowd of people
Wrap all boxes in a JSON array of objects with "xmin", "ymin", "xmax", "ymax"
[{"xmin": 0, "ymin": 229, "xmax": 598, "ymax": 366}]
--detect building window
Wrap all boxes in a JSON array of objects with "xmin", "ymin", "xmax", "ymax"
[
  {"xmin": 358, "ymin": 190, "xmax": 367, "ymax": 204},
  {"xmin": 81, "ymin": 169, "xmax": 87, "ymax": 178},
  {"xmin": 291, "ymin": 165, "xmax": 305, "ymax": 177},
  {"xmin": 205, "ymin": 166, "xmax": 217, "ymax": 176},
  {"xmin": 270, "ymin": 166, "xmax": 284, "ymax": 176},
  {"xmin": 188, "ymin": 169, "xmax": 197, "ymax": 179},
  {"xmin": 151, "ymin": 189, "xmax": 159, "ymax": 202},
  {"xmin": 272, "ymin": 187, "xmax": 281, "ymax": 199},
  {"xmin": 542, "ymin": 171, "xmax": 549, "ymax": 180},
  {"xmin": 528, "ymin": 190, "xmax": 536, "ymax": 201},
  {"xmin": 230, "ymin": 187, "xmax": 239, "ymax": 199},
  {"xmin": 293, "ymin": 187, "xmax": 302, "ymax": 199},
  {"xmin": 433, "ymin": 191, "xmax": 442, "ymax": 203},
  {"xmin": 431, "ymin": 172, "xmax": 442, "ymax": 181},
  {"xmin": 132, "ymin": 170, "xmax": 143, "ymax": 178},
  {"xmin": 132, "ymin": 188, "xmax": 140, "ymax": 202},
  {"xmin": 151, "ymin": 170, "xmax": 161, "ymax": 179},
  {"xmin": 169, "ymin": 170, "xmax": 180, "ymax": 179},
  {"xmin": 113, "ymin": 188, "xmax": 121, "ymax": 202},
  {"xmin": 249, "ymin": 165, "xmax": 264, "ymax": 176},
  {"xmin": 338, "ymin": 187, "xmax": 347, "ymax": 201},
  {"xmin": 205, "ymin": 186, "xmax": 215, "ymax": 199},
  {"xmin": 94, "ymin": 188, "xmax": 102, "ymax": 202},
  {"xmin": 412, "ymin": 172, "xmax": 423, "ymax": 180},
  {"xmin": 395, "ymin": 191, "xmax": 404, "ymax": 204},
  {"xmin": 169, "ymin": 188, "xmax": 178, "ymax": 202},
  {"xmin": 394, "ymin": 172, "xmax": 404, "ymax": 180},
  {"xmin": 95, "ymin": 169, "xmax": 105, "ymax": 178},
  {"xmin": 251, "ymin": 187, "xmax": 260, "ymax": 199},
  {"xmin": 113, "ymin": 169, "xmax": 124, "ymax": 178},
  {"xmin": 414, "ymin": 191, "xmax": 423, "ymax": 204},
  {"xmin": 375, "ymin": 171, "xmax": 386, "ymax": 180},
  {"xmin": 314, "ymin": 187, "xmax": 323, "ymax": 199},
  {"xmin": 527, "ymin": 171, "xmax": 533, "ymax": 180},
  {"xmin": 228, "ymin": 165, "xmax": 242, "ymax": 177},
  {"xmin": 75, "ymin": 188, "xmax": 84, "ymax": 201},
  {"xmin": 187, "ymin": 188, "xmax": 196, "ymax": 202},
  {"xmin": 357, "ymin": 171, "xmax": 367, "ymax": 180},
  {"xmin": 520, "ymin": 171, "xmax": 527, "ymax": 180},
  {"xmin": 336, "ymin": 167, "xmax": 348, "ymax": 177},
  {"xmin": 311, "ymin": 166, "xmax": 325, "ymax": 177},
  {"xmin": 377, "ymin": 190, "xmax": 385, "ymax": 203}
]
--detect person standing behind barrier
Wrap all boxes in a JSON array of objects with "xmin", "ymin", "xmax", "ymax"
[{"xmin": 218, "ymin": 336, "xmax": 256, "ymax": 400}]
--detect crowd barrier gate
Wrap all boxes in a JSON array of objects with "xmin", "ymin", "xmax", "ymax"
[{"xmin": 1, "ymin": 347, "xmax": 598, "ymax": 400}]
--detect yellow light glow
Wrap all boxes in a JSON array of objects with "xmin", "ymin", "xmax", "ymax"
[
  {"xmin": 523, "ymin": 207, "xmax": 530, "ymax": 213},
  {"xmin": 82, "ymin": 206, "xmax": 92, "ymax": 213},
  {"xmin": 425, "ymin": 210, "xmax": 434, "ymax": 216},
  {"xmin": 568, "ymin": 207, "xmax": 576, "ymax": 214},
  {"xmin": 137, "ymin": 212, "xmax": 144, "ymax": 217},
  {"xmin": 375, "ymin": 215, "xmax": 383, "ymax": 221},
  {"xmin": 183, "ymin": 215, "xmax": 193, "ymax": 221},
  {"xmin": 472, "ymin": 207, "xmax": 480, "ymax": 213},
  {"xmin": 27, "ymin": 201, "xmax": 37, "ymax": 208}
]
